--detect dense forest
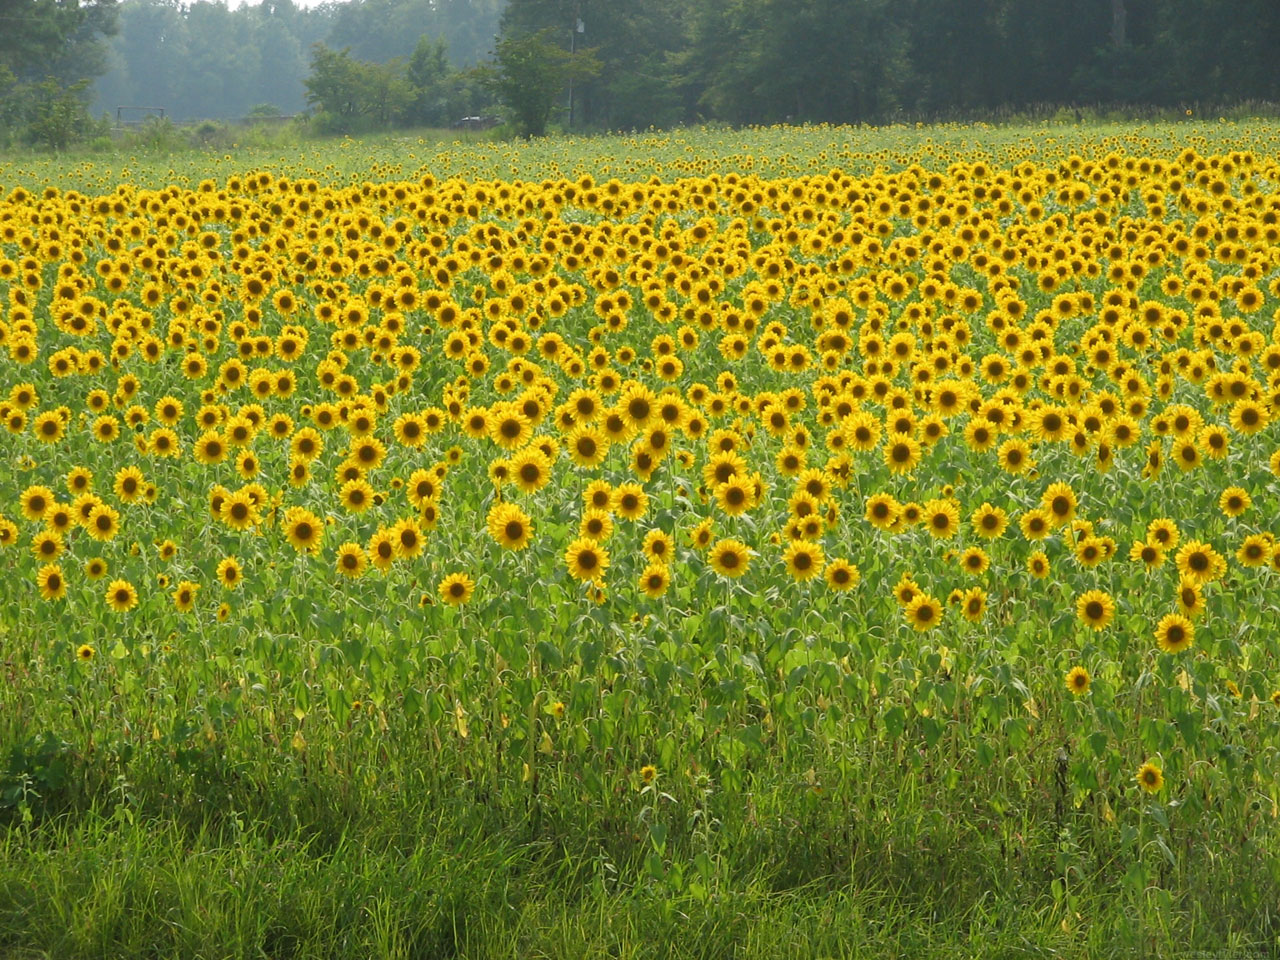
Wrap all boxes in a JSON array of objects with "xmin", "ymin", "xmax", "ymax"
[{"xmin": 3, "ymin": 0, "xmax": 1280, "ymax": 144}]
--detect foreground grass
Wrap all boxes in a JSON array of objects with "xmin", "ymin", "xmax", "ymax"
[{"xmin": 3, "ymin": 755, "xmax": 1275, "ymax": 959}]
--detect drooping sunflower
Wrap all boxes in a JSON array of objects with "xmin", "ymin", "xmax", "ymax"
[
  {"xmin": 708, "ymin": 538, "xmax": 751, "ymax": 578},
  {"xmin": 1076, "ymin": 589, "xmax": 1115, "ymax": 630},
  {"xmin": 565, "ymin": 537, "xmax": 609, "ymax": 582}
]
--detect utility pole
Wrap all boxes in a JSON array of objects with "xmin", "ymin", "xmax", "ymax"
[{"xmin": 568, "ymin": 4, "xmax": 583, "ymax": 128}]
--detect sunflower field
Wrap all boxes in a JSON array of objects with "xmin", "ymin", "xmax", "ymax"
[{"xmin": 2, "ymin": 124, "xmax": 1280, "ymax": 957}]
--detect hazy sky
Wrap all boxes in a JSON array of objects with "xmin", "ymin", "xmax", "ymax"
[{"xmin": 223, "ymin": 0, "xmax": 332, "ymax": 9}]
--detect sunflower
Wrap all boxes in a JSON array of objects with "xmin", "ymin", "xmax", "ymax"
[
  {"xmin": 439, "ymin": 572, "xmax": 475, "ymax": 606},
  {"xmin": 1135, "ymin": 761, "xmax": 1164, "ymax": 794},
  {"xmin": 1218, "ymin": 486, "xmax": 1251, "ymax": 518},
  {"xmin": 580, "ymin": 509, "xmax": 614, "ymax": 542},
  {"xmin": 1147, "ymin": 518, "xmax": 1180, "ymax": 551},
  {"xmin": 922, "ymin": 498, "xmax": 960, "ymax": 539},
  {"xmin": 565, "ymin": 537, "xmax": 609, "ymax": 582},
  {"xmin": 217, "ymin": 556, "xmax": 244, "ymax": 589},
  {"xmin": 283, "ymin": 509, "xmax": 325, "ymax": 554},
  {"xmin": 105, "ymin": 578, "xmax": 138, "ymax": 613},
  {"xmin": 864, "ymin": 493, "xmax": 900, "ymax": 531},
  {"xmin": 1153, "ymin": 612, "xmax": 1194, "ymax": 654},
  {"xmin": 335, "ymin": 542, "xmax": 367, "ymax": 578},
  {"xmin": 959, "ymin": 586, "xmax": 986, "ymax": 622},
  {"xmin": 36, "ymin": 563, "xmax": 66, "ymax": 601},
  {"xmin": 1041, "ymin": 482, "xmax": 1077, "ymax": 527},
  {"xmin": 339, "ymin": 478, "xmax": 376, "ymax": 514},
  {"xmin": 715, "ymin": 477, "xmax": 754, "ymax": 516},
  {"xmin": 970, "ymin": 503, "xmax": 1008, "ymax": 539},
  {"xmin": 1174, "ymin": 577, "xmax": 1205, "ymax": 618},
  {"xmin": 958, "ymin": 546, "xmax": 989, "ymax": 576},
  {"xmin": 638, "ymin": 563, "xmax": 670, "ymax": 599},
  {"xmin": 1174, "ymin": 539, "xmax": 1224, "ymax": 585},
  {"xmin": 1238, "ymin": 533, "xmax": 1271, "ymax": 568},
  {"xmin": 172, "ymin": 580, "xmax": 200, "ymax": 612},
  {"xmin": 193, "ymin": 431, "xmax": 227, "ymax": 464},
  {"xmin": 220, "ymin": 490, "xmax": 258, "ymax": 530},
  {"xmin": 612, "ymin": 482, "xmax": 648, "ymax": 520},
  {"xmin": 393, "ymin": 518, "xmax": 425, "ymax": 559},
  {"xmin": 30, "ymin": 530, "xmax": 63, "ymax": 562},
  {"xmin": 567, "ymin": 424, "xmax": 609, "ymax": 468},
  {"xmin": 510, "ymin": 447, "xmax": 552, "ymax": 494},
  {"xmin": 487, "ymin": 502, "xmax": 533, "ymax": 551},
  {"xmin": 367, "ymin": 527, "xmax": 398, "ymax": 572},
  {"xmin": 583, "ymin": 479, "xmax": 613, "ymax": 512},
  {"xmin": 20, "ymin": 485, "xmax": 54, "ymax": 521},
  {"xmin": 642, "ymin": 529, "xmax": 674, "ymax": 565},
  {"xmin": 883, "ymin": 433, "xmax": 921, "ymax": 475},
  {"xmin": 816, "ymin": 557, "xmax": 857, "ymax": 591},
  {"xmin": 708, "ymin": 538, "xmax": 751, "ymax": 578},
  {"xmin": 85, "ymin": 504, "xmax": 120, "ymax": 542},
  {"xmin": 782, "ymin": 540, "xmax": 824, "ymax": 581},
  {"xmin": 904, "ymin": 593, "xmax": 943, "ymax": 631},
  {"xmin": 1076, "ymin": 589, "xmax": 1115, "ymax": 630},
  {"xmin": 216, "ymin": 602, "xmax": 231, "ymax": 622},
  {"xmin": 1019, "ymin": 508, "xmax": 1052, "ymax": 541},
  {"xmin": 997, "ymin": 437, "xmax": 1034, "ymax": 475},
  {"xmin": 1065, "ymin": 666, "xmax": 1091, "ymax": 696}
]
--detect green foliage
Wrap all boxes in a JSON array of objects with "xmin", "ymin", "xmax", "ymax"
[{"xmin": 478, "ymin": 28, "xmax": 600, "ymax": 137}]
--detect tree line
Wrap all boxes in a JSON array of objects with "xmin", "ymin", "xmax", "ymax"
[{"xmin": 3, "ymin": 0, "xmax": 1280, "ymax": 148}]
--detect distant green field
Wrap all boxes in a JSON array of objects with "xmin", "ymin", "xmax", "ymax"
[
  {"xmin": 2, "ymin": 122, "xmax": 1279, "ymax": 959},
  {"xmin": 5, "ymin": 118, "xmax": 1280, "ymax": 189}
]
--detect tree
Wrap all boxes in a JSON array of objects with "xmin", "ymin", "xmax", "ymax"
[
  {"xmin": 304, "ymin": 43, "xmax": 413, "ymax": 133},
  {"xmin": 406, "ymin": 35, "xmax": 452, "ymax": 125},
  {"xmin": 0, "ymin": 0, "xmax": 117, "ymax": 144},
  {"xmin": 478, "ymin": 27, "xmax": 599, "ymax": 137}
]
